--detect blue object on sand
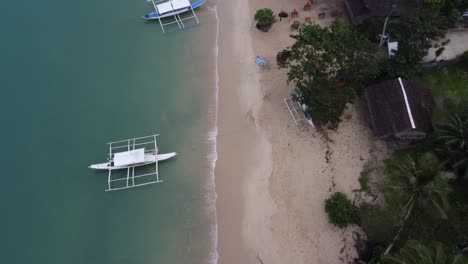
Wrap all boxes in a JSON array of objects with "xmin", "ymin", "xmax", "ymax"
[{"xmin": 256, "ymin": 55, "xmax": 266, "ymax": 67}]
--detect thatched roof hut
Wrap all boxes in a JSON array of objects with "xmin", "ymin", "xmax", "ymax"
[{"xmin": 364, "ymin": 78, "xmax": 434, "ymax": 140}]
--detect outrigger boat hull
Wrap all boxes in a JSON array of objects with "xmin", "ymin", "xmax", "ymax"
[
  {"xmin": 143, "ymin": 0, "xmax": 205, "ymax": 20},
  {"xmin": 89, "ymin": 152, "xmax": 177, "ymax": 170}
]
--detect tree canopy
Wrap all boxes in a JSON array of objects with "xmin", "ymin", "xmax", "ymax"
[
  {"xmin": 285, "ymin": 19, "xmax": 377, "ymax": 129},
  {"xmin": 380, "ymin": 0, "xmax": 467, "ymax": 78},
  {"xmin": 435, "ymin": 115, "xmax": 468, "ymax": 179},
  {"xmin": 383, "ymin": 152, "xmax": 452, "ymax": 255},
  {"xmin": 254, "ymin": 8, "xmax": 277, "ymax": 32},
  {"xmin": 382, "ymin": 240, "xmax": 468, "ymax": 264}
]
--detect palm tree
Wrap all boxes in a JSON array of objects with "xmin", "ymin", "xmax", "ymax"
[
  {"xmin": 381, "ymin": 240, "xmax": 468, "ymax": 264},
  {"xmin": 383, "ymin": 152, "xmax": 452, "ymax": 255},
  {"xmin": 435, "ymin": 115, "xmax": 468, "ymax": 179}
]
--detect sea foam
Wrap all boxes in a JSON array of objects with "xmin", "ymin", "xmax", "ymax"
[{"xmin": 204, "ymin": 1, "xmax": 220, "ymax": 264}]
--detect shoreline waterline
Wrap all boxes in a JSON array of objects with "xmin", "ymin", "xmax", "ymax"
[{"xmin": 207, "ymin": 1, "xmax": 220, "ymax": 263}]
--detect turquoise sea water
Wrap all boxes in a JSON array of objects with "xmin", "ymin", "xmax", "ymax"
[{"xmin": 0, "ymin": 0, "xmax": 218, "ymax": 263}]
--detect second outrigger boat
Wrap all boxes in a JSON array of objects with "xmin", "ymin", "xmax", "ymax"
[
  {"xmin": 143, "ymin": 0, "xmax": 205, "ymax": 20},
  {"xmin": 143, "ymin": 0, "xmax": 206, "ymax": 33}
]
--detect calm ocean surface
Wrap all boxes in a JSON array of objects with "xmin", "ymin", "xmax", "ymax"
[{"xmin": 0, "ymin": 0, "xmax": 218, "ymax": 263}]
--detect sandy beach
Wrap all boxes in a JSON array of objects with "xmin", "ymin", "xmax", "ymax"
[{"xmin": 215, "ymin": 0, "xmax": 384, "ymax": 263}]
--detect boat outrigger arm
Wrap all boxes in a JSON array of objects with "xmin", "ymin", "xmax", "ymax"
[
  {"xmin": 89, "ymin": 134, "xmax": 177, "ymax": 192},
  {"xmin": 144, "ymin": 0, "xmax": 204, "ymax": 33}
]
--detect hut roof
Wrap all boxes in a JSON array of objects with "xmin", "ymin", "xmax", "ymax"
[
  {"xmin": 344, "ymin": 0, "xmax": 417, "ymax": 25},
  {"xmin": 364, "ymin": 78, "xmax": 434, "ymax": 139}
]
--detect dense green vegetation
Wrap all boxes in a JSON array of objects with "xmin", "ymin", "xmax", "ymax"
[
  {"xmin": 357, "ymin": 144, "xmax": 468, "ymax": 262},
  {"xmin": 381, "ymin": 240, "xmax": 468, "ymax": 264},
  {"xmin": 416, "ymin": 65, "xmax": 468, "ymax": 102},
  {"xmin": 435, "ymin": 115, "xmax": 468, "ymax": 179},
  {"xmin": 284, "ymin": 19, "xmax": 377, "ymax": 129},
  {"xmin": 254, "ymin": 8, "xmax": 277, "ymax": 32},
  {"xmin": 280, "ymin": 0, "xmax": 468, "ymax": 260},
  {"xmin": 462, "ymin": 51, "xmax": 468, "ymax": 67},
  {"xmin": 414, "ymin": 62, "xmax": 468, "ymax": 126},
  {"xmin": 324, "ymin": 192, "xmax": 359, "ymax": 227},
  {"xmin": 360, "ymin": 0, "xmax": 468, "ymax": 79}
]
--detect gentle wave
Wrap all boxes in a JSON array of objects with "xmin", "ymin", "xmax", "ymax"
[{"xmin": 205, "ymin": 1, "xmax": 220, "ymax": 264}]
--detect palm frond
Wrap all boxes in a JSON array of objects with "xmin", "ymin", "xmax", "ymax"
[
  {"xmin": 430, "ymin": 196, "xmax": 449, "ymax": 219},
  {"xmin": 452, "ymin": 254, "xmax": 468, "ymax": 264},
  {"xmin": 381, "ymin": 255, "xmax": 409, "ymax": 264},
  {"xmin": 433, "ymin": 241, "xmax": 446, "ymax": 264}
]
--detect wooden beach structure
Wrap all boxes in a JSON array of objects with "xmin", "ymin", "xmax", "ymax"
[
  {"xmin": 364, "ymin": 78, "xmax": 434, "ymax": 140},
  {"xmin": 284, "ymin": 88, "xmax": 315, "ymax": 128}
]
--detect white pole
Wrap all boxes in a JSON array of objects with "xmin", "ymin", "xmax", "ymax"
[
  {"xmin": 379, "ymin": 15, "xmax": 390, "ymax": 47},
  {"xmin": 398, "ymin": 78, "xmax": 416, "ymax": 129}
]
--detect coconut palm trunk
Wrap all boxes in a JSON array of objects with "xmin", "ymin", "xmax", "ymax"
[{"xmin": 384, "ymin": 195, "xmax": 416, "ymax": 255}]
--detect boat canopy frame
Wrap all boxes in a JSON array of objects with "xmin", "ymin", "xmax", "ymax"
[
  {"xmin": 149, "ymin": 0, "xmax": 200, "ymax": 33},
  {"xmin": 283, "ymin": 96, "xmax": 315, "ymax": 128},
  {"xmin": 105, "ymin": 134, "xmax": 161, "ymax": 191},
  {"xmin": 284, "ymin": 96, "xmax": 306, "ymax": 125}
]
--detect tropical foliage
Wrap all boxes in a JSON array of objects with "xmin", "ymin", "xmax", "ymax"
[
  {"xmin": 435, "ymin": 115, "xmax": 468, "ymax": 179},
  {"xmin": 381, "ymin": 240, "xmax": 468, "ymax": 264},
  {"xmin": 285, "ymin": 19, "xmax": 377, "ymax": 128},
  {"xmin": 462, "ymin": 51, "xmax": 468, "ymax": 67},
  {"xmin": 381, "ymin": 6, "xmax": 447, "ymax": 78},
  {"xmin": 360, "ymin": 0, "xmax": 467, "ymax": 79},
  {"xmin": 382, "ymin": 152, "xmax": 452, "ymax": 254},
  {"xmin": 254, "ymin": 8, "xmax": 277, "ymax": 32},
  {"xmin": 324, "ymin": 192, "xmax": 359, "ymax": 227}
]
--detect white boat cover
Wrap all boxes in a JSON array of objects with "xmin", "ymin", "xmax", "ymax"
[
  {"xmin": 114, "ymin": 148, "xmax": 145, "ymax": 167},
  {"xmin": 157, "ymin": 2, "xmax": 174, "ymax": 14},
  {"xmin": 172, "ymin": 0, "xmax": 191, "ymax": 10}
]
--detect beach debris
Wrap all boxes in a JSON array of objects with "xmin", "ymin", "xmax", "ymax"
[
  {"xmin": 291, "ymin": 8, "xmax": 299, "ymax": 18},
  {"xmin": 291, "ymin": 20, "xmax": 300, "ymax": 30},
  {"xmin": 256, "ymin": 55, "xmax": 267, "ymax": 68},
  {"xmin": 276, "ymin": 50, "xmax": 291, "ymax": 66},
  {"xmin": 331, "ymin": 9, "xmax": 343, "ymax": 17},
  {"xmin": 278, "ymin": 11, "xmax": 288, "ymax": 18},
  {"xmin": 256, "ymin": 254, "xmax": 265, "ymax": 264}
]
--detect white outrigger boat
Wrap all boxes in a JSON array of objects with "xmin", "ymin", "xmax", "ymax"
[
  {"xmin": 89, "ymin": 134, "xmax": 176, "ymax": 191},
  {"xmin": 89, "ymin": 149, "xmax": 175, "ymax": 170},
  {"xmin": 143, "ymin": 0, "xmax": 206, "ymax": 33}
]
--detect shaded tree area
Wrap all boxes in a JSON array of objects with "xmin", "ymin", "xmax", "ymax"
[
  {"xmin": 358, "ymin": 148, "xmax": 468, "ymax": 263},
  {"xmin": 359, "ymin": 0, "xmax": 468, "ymax": 79},
  {"xmin": 382, "ymin": 240, "xmax": 468, "ymax": 264},
  {"xmin": 284, "ymin": 19, "xmax": 378, "ymax": 129},
  {"xmin": 435, "ymin": 115, "xmax": 468, "ymax": 180}
]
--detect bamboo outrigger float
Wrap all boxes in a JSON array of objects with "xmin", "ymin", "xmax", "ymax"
[{"xmin": 89, "ymin": 134, "xmax": 176, "ymax": 191}]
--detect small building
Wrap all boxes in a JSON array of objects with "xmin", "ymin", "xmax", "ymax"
[
  {"xmin": 364, "ymin": 78, "xmax": 434, "ymax": 140},
  {"xmin": 387, "ymin": 41, "xmax": 398, "ymax": 57},
  {"xmin": 344, "ymin": 0, "xmax": 410, "ymax": 25}
]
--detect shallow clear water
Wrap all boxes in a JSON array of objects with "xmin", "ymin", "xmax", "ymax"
[{"xmin": 0, "ymin": 0, "xmax": 218, "ymax": 263}]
